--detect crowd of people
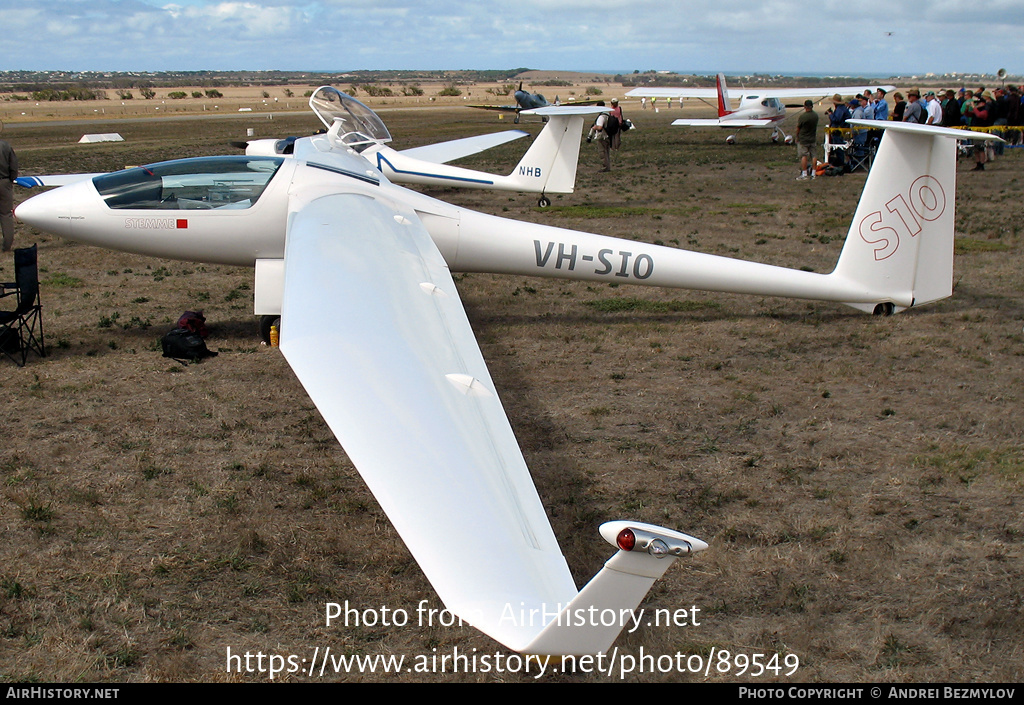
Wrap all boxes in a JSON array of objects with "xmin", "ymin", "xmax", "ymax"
[
  {"xmin": 824, "ymin": 85, "xmax": 1022, "ymax": 131},
  {"xmin": 798, "ymin": 84, "xmax": 1022, "ymax": 177}
]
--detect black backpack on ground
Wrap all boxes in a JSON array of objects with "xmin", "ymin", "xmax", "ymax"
[{"xmin": 161, "ymin": 328, "xmax": 217, "ymax": 362}]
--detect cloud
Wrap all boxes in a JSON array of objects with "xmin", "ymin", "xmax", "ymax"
[{"xmin": 0, "ymin": 0, "xmax": 1021, "ymax": 74}]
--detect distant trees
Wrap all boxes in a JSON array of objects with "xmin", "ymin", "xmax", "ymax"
[
  {"xmin": 204, "ymin": 89, "xmax": 223, "ymax": 98},
  {"xmin": 167, "ymin": 91, "xmax": 188, "ymax": 99},
  {"xmin": 437, "ymin": 84, "xmax": 462, "ymax": 97},
  {"xmin": 31, "ymin": 86, "xmax": 105, "ymax": 101},
  {"xmin": 360, "ymin": 85, "xmax": 394, "ymax": 97}
]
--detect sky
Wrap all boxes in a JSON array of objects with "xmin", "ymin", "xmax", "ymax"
[{"xmin": 1, "ymin": 0, "xmax": 1021, "ymax": 77}]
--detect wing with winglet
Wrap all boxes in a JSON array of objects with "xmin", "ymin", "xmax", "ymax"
[
  {"xmin": 279, "ymin": 188, "xmax": 578, "ymax": 651},
  {"xmin": 277, "ymin": 183, "xmax": 707, "ymax": 654}
]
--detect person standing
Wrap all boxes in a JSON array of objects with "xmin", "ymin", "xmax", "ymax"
[
  {"xmin": 873, "ymin": 88, "xmax": 889, "ymax": 121},
  {"xmin": 590, "ymin": 102, "xmax": 612, "ymax": 172},
  {"xmin": 0, "ymin": 139, "xmax": 18, "ymax": 252},
  {"xmin": 902, "ymin": 90, "xmax": 925, "ymax": 124},
  {"xmin": 609, "ymin": 98, "xmax": 624, "ymax": 151},
  {"xmin": 891, "ymin": 92, "xmax": 906, "ymax": 122},
  {"xmin": 924, "ymin": 91, "xmax": 942, "ymax": 125},
  {"xmin": 796, "ymin": 100, "xmax": 819, "ymax": 180}
]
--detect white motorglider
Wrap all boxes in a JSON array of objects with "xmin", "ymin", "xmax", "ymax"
[
  {"xmin": 17, "ymin": 88, "xmax": 607, "ymax": 209},
  {"xmin": 627, "ymin": 74, "xmax": 896, "ymax": 144},
  {"xmin": 14, "ymin": 89, "xmax": 997, "ymax": 654}
]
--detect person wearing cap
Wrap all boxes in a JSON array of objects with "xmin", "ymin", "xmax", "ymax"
[
  {"xmin": 902, "ymin": 89, "xmax": 925, "ymax": 124},
  {"xmin": 925, "ymin": 91, "xmax": 942, "ymax": 125},
  {"xmin": 851, "ymin": 94, "xmax": 872, "ymax": 157},
  {"xmin": 609, "ymin": 98, "xmax": 624, "ymax": 150},
  {"xmin": 873, "ymin": 88, "xmax": 889, "ymax": 121},
  {"xmin": 795, "ymin": 99, "xmax": 818, "ymax": 180}
]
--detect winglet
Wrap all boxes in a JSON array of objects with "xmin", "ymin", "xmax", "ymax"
[{"xmin": 521, "ymin": 522, "xmax": 708, "ymax": 655}]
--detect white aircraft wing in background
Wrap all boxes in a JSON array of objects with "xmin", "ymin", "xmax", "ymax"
[
  {"xmin": 671, "ymin": 119, "xmax": 775, "ymax": 128},
  {"xmin": 626, "ymin": 83, "xmax": 896, "ymax": 101},
  {"xmin": 397, "ymin": 129, "xmax": 529, "ymax": 164}
]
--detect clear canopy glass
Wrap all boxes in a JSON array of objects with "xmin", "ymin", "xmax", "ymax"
[
  {"xmin": 309, "ymin": 86, "xmax": 392, "ymax": 151},
  {"xmin": 93, "ymin": 156, "xmax": 284, "ymax": 210}
]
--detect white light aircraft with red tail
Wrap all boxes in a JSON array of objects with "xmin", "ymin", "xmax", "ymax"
[
  {"xmin": 14, "ymin": 85, "xmax": 997, "ymax": 655},
  {"xmin": 627, "ymin": 74, "xmax": 895, "ymax": 144}
]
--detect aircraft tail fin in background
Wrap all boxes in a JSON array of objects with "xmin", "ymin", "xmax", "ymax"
[
  {"xmin": 834, "ymin": 121, "xmax": 1002, "ymax": 313},
  {"xmin": 507, "ymin": 109, "xmax": 593, "ymax": 194},
  {"xmin": 716, "ymin": 73, "xmax": 733, "ymax": 117},
  {"xmin": 372, "ymin": 106, "xmax": 597, "ymax": 196}
]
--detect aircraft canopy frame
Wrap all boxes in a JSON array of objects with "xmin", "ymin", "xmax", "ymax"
[{"xmin": 309, "ymin": 86, "xmax": 392, "ymax": 151}]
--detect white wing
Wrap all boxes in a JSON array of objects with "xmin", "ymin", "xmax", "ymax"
[
  {"xmin": 398, "ymin": 130, "xmax": 529, "ymax": 164},
  {"xmin": 627, "ymin": 85, "xmax": 896, "ymax": 100},
  {"xmin": 672, "ymin": 118, "xmax": 775, "ymax": 128},
  {"xmin": 278, "ymin": 191, "xmax": 578, "ymax": 651}
]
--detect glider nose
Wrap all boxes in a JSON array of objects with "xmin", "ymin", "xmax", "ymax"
[{"xmin": 15, "ymin": 186, "xmax": 73, "ymax": 238}]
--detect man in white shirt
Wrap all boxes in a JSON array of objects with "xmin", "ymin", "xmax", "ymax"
[{"xmin": 925, "ymin": 91, "xmax": 943, "ymax": 126}]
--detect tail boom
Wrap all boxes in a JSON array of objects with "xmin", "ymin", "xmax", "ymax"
[{"xmin": 423, "ymin": 122, "xmax": 995, "ymax": 313}]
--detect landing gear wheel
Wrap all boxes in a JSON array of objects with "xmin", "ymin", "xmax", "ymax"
[
  {"xmin": 538, "ymin": 196, "xmax": 551, "ymax": 208},
  {"xmin": 259, "ymin": 314, "xmax": 281, "ymax": 344},
  {"xmin": 514, "ymin": 114, "xmax": 520, "ymax": 124}
]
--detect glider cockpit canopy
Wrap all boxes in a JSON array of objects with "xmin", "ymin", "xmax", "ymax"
[
  {"xmin": 92, "ymin": 156, "xmax": 285, "ymax": 210},
  {"xmin": 309, "ymin": 86, "xmax": 392, "ymax": 152}
]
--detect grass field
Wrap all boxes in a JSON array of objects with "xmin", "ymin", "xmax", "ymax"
[{"xmin": 1, "ymin": 103, "xmax": 1022, "ymax": 682}]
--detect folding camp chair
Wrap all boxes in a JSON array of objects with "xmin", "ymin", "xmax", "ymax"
[{"xmin": 0, "ymin": 244, "xmax": 46, "ymax": 366}]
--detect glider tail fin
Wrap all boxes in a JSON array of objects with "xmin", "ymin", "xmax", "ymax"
[
  {"xmin": 506, "ymin": 113, "xmax": 588, "ymax": 194},
  {"xmin": 522, "ymin": 522, "xmax": 708, "ymax": 656},
  {"xmin": 832, "ymin": 122, "xmax": 996, "ymax": 313},
  {"xmin": 716, "ymin": 73, "xmax": 733, "ymax": 116}
]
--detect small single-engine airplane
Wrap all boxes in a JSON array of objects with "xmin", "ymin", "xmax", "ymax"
[
  {"xmin": 627, "ymin": 74, "xmax": 896, "ymax": 144},
  {"xmin": 470, "ymin": 81, "xmax": 601, "ymax": 123},
  {"xmin": 14, "ymin": 88, "xmax": 998, "ymax": 655}
]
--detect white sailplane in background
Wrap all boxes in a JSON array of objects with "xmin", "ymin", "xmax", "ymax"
[
  {"xmin": 627, "ymin": 74, "xmax": 895, "ymax": 144},
  {"xmin": 14, "ymin": 85, "xmax": 998, "ymax": 655}
]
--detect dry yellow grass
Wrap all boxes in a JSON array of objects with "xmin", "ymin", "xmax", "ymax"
[{"xmin": 0, "ymin": 102, "xmax": 1021, "ymax": 682}]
